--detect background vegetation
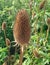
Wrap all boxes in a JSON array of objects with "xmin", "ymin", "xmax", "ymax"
[{"xmin": 0, "ymin": 0, "xmax": 50, "ymax": 65}]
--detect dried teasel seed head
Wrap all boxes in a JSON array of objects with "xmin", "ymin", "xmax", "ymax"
[
  {"xmin": 3, "ymin": 62, "xmax": 7, "ymax": 65},
  {"xmin": 39, "ymin": 0, "xmax": 46, "ymax": 9},
  {"xmin": 33, "ymin": 49, "xmax": 40, "ymax": 58},
  {"xmin": 13, "ymin": 9, "xmax": 31, "ymax": 45},
  {"xmin": 2, "ymin": 22, "xmax": 6, "ymax": 30},
  {"xmin": 6, "ymin": 38, "xmax": 11, "ymax": 46},
  {"xmin": 47, "ymin": 18, "xmax": 50, "ymax": 26}
]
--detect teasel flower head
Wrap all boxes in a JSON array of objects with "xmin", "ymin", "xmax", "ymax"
[
  {"xmin": 13, "ymin": 9, "xmax": 31, "ymax": 46},
  {"xmin": 2, "ymin": 22, "xmax": 6, "ymax": 30},
  {"xmin": 47, "ymin": 18, "xmax": 50, "ymax": 27},
  {"xmin": 6, "ymin": 38, "xmax": 11, "ymax": 46},
  {"xmin": 39, "ymin": 0, "xmax": 46, "ymax": 9},
  {"xmin": 33, "ymin": 49, "xmax": 40, "ymax": 58}
]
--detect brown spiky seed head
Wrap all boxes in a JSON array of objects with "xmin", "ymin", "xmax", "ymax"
[
  {"xmin": 6, "ymin": 38, "xmax": 10, "ymax": 46},
  {"xmin": 39, "ymin": 0, "xmax": 46, "ymax": 9},
  {"xmin": 2, "ymin": 22, "xmax": 6, "ymax": 30},
  {"xmin": 13, "ymin": 9, "xmax": 30, "ymax": 45},
  {"xmin": 47, "ymin": 18, "xmax": 50, "ymax": 26}
]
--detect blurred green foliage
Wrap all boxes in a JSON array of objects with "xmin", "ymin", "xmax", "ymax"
[{"xmin": 0, "ymin": 0, "xmax": 50, "ymax": 65}]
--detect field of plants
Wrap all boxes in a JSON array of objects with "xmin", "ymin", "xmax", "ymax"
[{"xmin": 0, "ymin": 0, "xmax": 50, "ymax": 65}]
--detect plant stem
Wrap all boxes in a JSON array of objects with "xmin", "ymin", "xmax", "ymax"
[
  {"xmin": 46, "ymin": 26, "xmax": 49, "ymax": 40},
  {"xmin": 19, "ymin": 45, "xmax": 24, "ymax": 65},
  {"xmin": 4, "ymin": 30, "xmax": 6, "ymax": 44}
]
